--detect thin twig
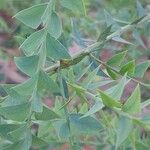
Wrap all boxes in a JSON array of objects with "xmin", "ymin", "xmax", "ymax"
[{"xmin": 90, "ymin": 54, "xmax": 150, "ymax": 88}]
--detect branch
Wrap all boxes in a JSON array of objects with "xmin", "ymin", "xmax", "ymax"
[
  {"xmin": 90, "ymin": 54, "xmax": 150, "ymax": 88},
  {"xmin": 44, "ymin": 14, "xmax": 150, "ymax": 74}
]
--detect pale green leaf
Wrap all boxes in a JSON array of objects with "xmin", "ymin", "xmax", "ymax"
[
  {"xmin": 107, "ymin": 51, "xmax": 127, "ymax": 67},
  {"xmin": 110, "ymin": 75, "xmax": 127, "ymax": 99},
  {"xmin": 116, "ymin": 116, "xmax": 133, "ymax": 146},
  {"xmin": 134, "ymin": 60, "xmax": 150, "ymax": 78},
  {"xmin": 14, "ymin": 55, "xmax": 39, "ymax": 77},
  {"xmin": 35, "ymin": 106, "xmax": 60, "ymax": 120},
  {"xmin": 98, "ymin": 90, "xmax": 122, "ymax": 108},
  {"xmin": 60, "ymin": 0, "xmax": 86, "ymax": 15},
  {"xmin": 120, "ymin": 60, "xmax": 135, "ymax": 75},
  {"xmin": 20, "ymin": 29, "xmax": 46, "ymax": 56},
  {"xmin": 48, "ymin": 11, "xmax": 62, "ymax": 39},
  {"xmin": 0, "ymin": 103, "xmax": 31, "ymax": 121},
  {"xmin": 70, "ymin": 113, "xmax": 102, "ymax": 134},
  {"xmin": 14, "ymin": 3, "xmax": 47, "ymax": 28},
  {"xmin": 82, "ymin": 98, "xmax": 104, "ymax": 118},
  {"xmin": 122, "ymin": 85, "xmax": 141, "ymax": 114},
  {"xmin": 82, "ymin": 66, "xmax": 99, "ymax": 88},
  {"xmin": 46, "ymin": 34, "xmax": 71, "ymax": 60},
  {"xmin": 79, "ymin": 103, "xmax": 88, "ymax": 114}
]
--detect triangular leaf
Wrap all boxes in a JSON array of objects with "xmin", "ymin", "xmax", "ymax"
[
  {"xmin": 46, "ymin": 34, "xmax": 71, "ymax": 60},
  {"xmin": 20, "ymin": 29, "xmax": 46, "ymax": 56},
  {"xmin": 120, "ymin": 60, "xmax": 135, "ymax": 75},
  {"xmin": 60, "ymin": 0, "xmax": 86, "ymax": 15},
  {"xmin": 35, "ymin": 106, "xmax": 60, "ymax": 120},
  {"xmin": 116, "ymin": 116, "xmax": 133, "ymax": 147},
  {"xmin": 69, "ymin": 113, "xmax": 102, "ymax": 134},
  {"xmin": 48, "ymin": 11, "xmax": 62, "ymax": 39},
  {"xmin": 122, "ymin": 85, "xmax": 141, "ymax": 114},
  {"xmin": 14, "ymin": 3, "xmax": 47, "ymax": 28},
  {"xmin": 0, "ymin": 102, "xmax": 31, "ymax": 121},
  {"xmin": 107, "ymin": 51, "xmax": 127, "ymax": 67},
  {"xmin": 98, "ymin": 90, "xmax": 122, "ymax": 108},
  {"xmin": 14, "ymin": 55, "xmax": 39, "ymax": 76},
  {"xmin": 134, "ymin": 60, "xmax": 150, "ymax": 78}
]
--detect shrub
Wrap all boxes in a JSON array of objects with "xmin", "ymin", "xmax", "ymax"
[{"xmin": 0, "ymin": 0, "xmax": 150, "ymax": 149}]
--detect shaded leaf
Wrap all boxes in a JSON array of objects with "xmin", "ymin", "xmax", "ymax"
[
  {"xmin": 70, "ymin": 113, "xmax": 102, "ymax": 134},
  {"xmin": 35, "ymin": 106, "xmax": 60, "ymax": 120}
]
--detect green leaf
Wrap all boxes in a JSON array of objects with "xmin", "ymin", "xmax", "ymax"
[
  {"xmin": 120, "ymin": 60, "xmax": 135, "ymax": 75},
  {"xmin": 107, "ymin": 51, "xmax": 127, "ymax": 67},
  {"xmin": 135, "ymin": 141, "xmax": 148, "ymax": 150},
  {"xmin": 59, "ymin": 122, "xmax": 70, "ymax": 139},
  {"xmin": 48, "ymin": 11, "xmax": 62, "ymax": 39},
  {"xmin": 46, "ymin": 34, "xmax": 71, "ymax": 60},
  {"xmin": 79, "ymin": 103, "xmax": 88, "ymax": 114},
  {"xmin": 31, "ymin": 92, "xmax": 43, "ymax": 113},
  {"xmin": 37, "ymin": 70, "xmax": 60, "ymax": 95},
  {"xmin": 3, "ymin": 129, "xmax": 32, "ymax": 150},
  {"xmin": 122, "ymin": 85, "xmax": 141, "ymax": 114},
  {"xmin": 13, "ymin": 71, "xmax": 60, "ymax": 96},
  {"xmin": 110, "ymin": 75, "xmax": 127, "ymax": 99},
  {"xmin": 98, "ymin": 90, "xmax": 122, "ymax": 108},
  {"xmin": 0, "ymin": 102, "xmax": 30, "ymax": 121},
  {"xmin": 69, "ymin": 83, "xmax": 86, "ymax": 95},
  {"xmin": 116, "ymin": 116, "xmax": 133, "ymax": 147},
  {"xmin": 8, "ymin": 125, "xmax": 30, "ymax": 142},
  {"xmin": 12, "ymin": 76, "xmax": 37, "ymax": 96},
  {"xmin": 136, "ymin": 1, "xmax": 145, "ymax": 17},
  {"xmin": 69, "ymin": 113, "xmax": 102, "ymax": 134},
  {"xmin": 20, "ymin": 29, "xmax": 46, "ymax": 56},
  {"xmin": 60, "ymin": 0, "xmax": 86, "ymax": 15},
  {"xmin": 32, "ymin": 136, "xmax": 48, "ymax": 149},
  {"xmin": 133, "ymin": 30, "xmax": 146, "ymax": 49},
  {"xmin": 98, "ymin": 25, "xmax": 112, "ymax": 41},
  {"xmin": 14, "ymin": 55, "xmax": 39, "ymax": 77},
  {"xmin": 82, "ymin": 66, "xmax": 99, "ymax": 88},
  {"xmin": 14, "ymin": 3, "xmax": 47, "ymax": 28},
  {"xmin": 134, "ymin": 60, "xmax": 150, "ymax": 78},
  {"xmin": 81, "ymin": 98, "xmax": 104, "ymax": 118},
  {"xmin": 13, "ymin": 71, "xmax": 60, "ymax": 112},
  {"xmin": 0, "ymin": 124, "xmax": 22, "ymax": 140},
  {"xmin": 106, "ymin": 67, "xmax": 118, "ymax": 80},
  {"xmin": 76, "ymin": 63, "xmax": 92, "ymax": 81},
  {"xmin": 35, "ymin": 106, "xmax": 60, "ymax": 120}
]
